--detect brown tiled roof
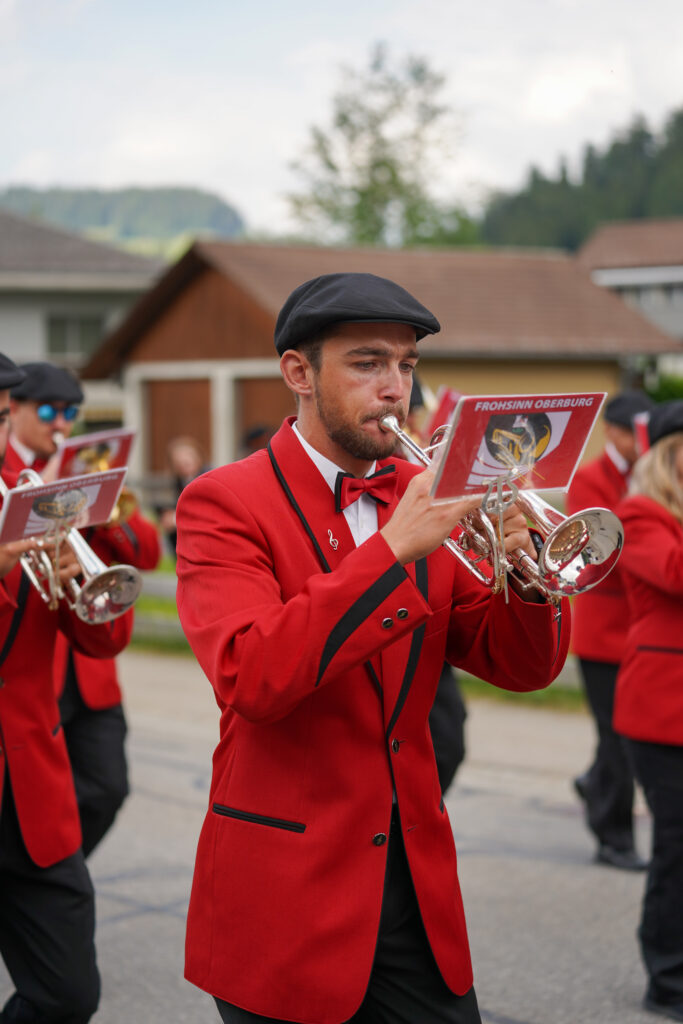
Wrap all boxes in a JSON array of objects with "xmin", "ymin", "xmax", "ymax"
[
  {"xmin": 83, "ymin": 240, "xmax": 679, "ymax": 377},
  {"xmin": 0, "ymin": 207, "xmax": 162, "ymax": 278},
  {"xmin": 578, "ymin": 218, "xmax": 683, "ymax": 270}
]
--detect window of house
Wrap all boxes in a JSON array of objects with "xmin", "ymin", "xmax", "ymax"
[{"xmin": 46, "ymin": 314, "xmax": 105, "ymax": 368}]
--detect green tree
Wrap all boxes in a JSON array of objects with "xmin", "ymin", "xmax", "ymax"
[{"xmin": 287, "ymin": 43, "xmax": 474, "ymax": 248}]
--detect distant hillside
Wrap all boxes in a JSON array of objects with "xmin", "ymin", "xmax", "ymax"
[{"xmin": 0, "ymin": 186, "xmax": 245, "ymax": 258}]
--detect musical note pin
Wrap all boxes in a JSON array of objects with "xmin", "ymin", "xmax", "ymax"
[{"xmin": 328, "ymin": 529, "xmax": 339, "ymax": 550}]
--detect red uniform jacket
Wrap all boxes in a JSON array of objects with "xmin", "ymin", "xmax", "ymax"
[
  {"xmin": 52, "ymin": 510, "xmax": 160, "ymax": 707},
  {"xmin": 0, "ymin": 477, "xmax": 133, "ymax": 866},
  {"xmin": 3, "ymin": 439, "xmax": 160, "ymax": 707},
  {"xmin": 566, "ymin": 451, "xmax": 629, "ymax": 663},
  {"xmin": 176, "ymin": 418, "xmax": 570, "ymax": 1024},
  {"xmin": 613, "ymin": 495, "xmax": 683, "ymax": 745}
]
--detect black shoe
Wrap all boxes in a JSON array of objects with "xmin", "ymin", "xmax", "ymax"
[
  {"xmin": 573, "ymin": 773, "xmax": 590, "ymax": 802},
  {"xmin": 644, "ymin": 994, "xmax": 683, "ymax": 1020},
  {"xmin": 596, "ymin": 844, "xmax": 648, "ymax": 871}
]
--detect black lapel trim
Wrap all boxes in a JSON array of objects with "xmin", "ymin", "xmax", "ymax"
[
  {"xmin": 315, "ymin": 563, "xmax": 407, "ymax": 687},
  {"xmin": 0, "ymin": 572, "xmax": 31, "ymax": 668},
  {"xmin": 636, "ymin": 644, "xmax": 683, "ymax": 655},
  {"xmin": 267, "ymin": 440, "xmax": 397, "ymax": 698},
  {"xmin": 267, "ymin": 443, "xmax": 331, "ymax": 574},
  {"xmin": 121, "ymin": 521, "xmax": 139, "ymax": 553},
  {"xmin": 385, "ymin": 557, "xmax": 429, "ymax": 738}
]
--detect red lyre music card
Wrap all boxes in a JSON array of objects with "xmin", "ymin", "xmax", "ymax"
[
  {"xmin": 431, "ymin": 392, "xmax": 606, "ymax": 501},
  {"xmin": 0, "ymin": 469, "xmax": 128, "ymax": 543},
  {"xmin": 55, "ymin": 428, "xmax": 135, "ymax": 479}
]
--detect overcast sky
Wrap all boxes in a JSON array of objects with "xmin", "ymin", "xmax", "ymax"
[{"xmin": 2, "ymin": 0, "xmax": 682, "ymax": 235}]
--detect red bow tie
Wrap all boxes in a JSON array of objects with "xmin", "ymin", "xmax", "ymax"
[{"xmin": 335, "ymin": 466, "xmax": 397, "ymax": 513}]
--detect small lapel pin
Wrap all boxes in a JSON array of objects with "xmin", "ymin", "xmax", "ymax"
[{"xmin": 328, "ymin": 529, "xmax": 339, "ymax": 550}]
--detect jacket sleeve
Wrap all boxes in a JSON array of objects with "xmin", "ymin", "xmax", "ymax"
[
  {"xmin": 89, "ymin": 509, "xmax": 162, "ymax": 571},
  {"xmin": 618, "ymin": 501, "xmax": 683, "ymax": 597},
  {"xmin": 176, "ymin": 472, "xmax": 434, "ymax": 724},
  {"xmin": 57, "ymin": 605, "xmax": 134, "ymax": 660}
]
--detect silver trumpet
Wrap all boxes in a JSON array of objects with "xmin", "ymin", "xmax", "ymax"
[
  {"xmin": 0, "ymin": 468, "xmax": 142, "ymax": 624},
  {"xmin": 380, "ymin": 414, "xmax": 624, "ymax": 603}
]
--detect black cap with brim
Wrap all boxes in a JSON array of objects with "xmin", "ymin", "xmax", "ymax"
[
  {"xmin": 647, "ymin": 400, "xmax": 683, "ymax": 446},
  {"xmin": 10, "ymin": 362, "xmax": 84, "ymax": 404},
  {"xmin": 604, "ymin": 389, "xmax": 655, "ymax": 428},
  {"xmin": 0, "ymin": 353, "xmax": 26, "ymax": 391},
  {"xmin": 274, "ymin": 272, "xmax": 440, "ymax": 356}
]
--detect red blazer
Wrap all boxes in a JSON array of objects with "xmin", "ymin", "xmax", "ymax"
[
  {"xmin": 613, "ymin": 495, "xmax": 683, "ymax": 745},
  {"xmin": 52, "ymin": 509, "xmax": 160, "ymax": 708},
  {"xmin": 176, "ymin": 418, "xmax": 570, "ymax": 1023},
  {"xmin": 566, "ymin": 451, "xmax": 629, "ymax": 663},
  {"xmin": 2, "ymin": 441, "xmax": 160, "ymax": 707},
  {"xmin": 0, "ymin": 533, "xmax": 133, "ymax": 867}
]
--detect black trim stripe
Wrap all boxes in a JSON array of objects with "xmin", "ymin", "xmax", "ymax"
[
  {"xmin": 267, "ymin": 444, "xmax": 331, "ymax": 573},
  {"xmin": 121, "ymin": 522, "xmax": 139, "ymax": 553},
  {"xmin": 386, "ymin": 557, "xmax": 428, "ymax": 738},
  {"xmin": 212, "ymin": 803, "xmax": 306, "ymax": 833},
  {"xmin": 315, "ymin": 563, "xmax": 407, "ymax": 687},
  {"xmin": 636, "ymin": 644, "xmax": 683, "ymax": 655},
  {"xmin": 0, "ymin": 572, "xmax": 30, "ymax": 668}
]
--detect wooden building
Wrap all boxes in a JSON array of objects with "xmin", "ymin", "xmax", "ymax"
[{"xmin": 82, "ymin": 241, "xmax": 680, "ymax": 484}]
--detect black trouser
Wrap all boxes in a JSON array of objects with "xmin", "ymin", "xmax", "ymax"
[
  {"xmin": 215, "ymin": 808, "xmax": 481, "ymax": 1024},
  {"xmin": 627, "ymin": 740, "xmax": 683, "ymax": 1005},
  {"xmin": 578, "ymin": 658, "xmax": 636, "ymax": 851},
  {"xmin": 0, "ymin": 774, "xmax": 99, "ymax": 1023},
  {"xmin": 429, "ymin": 665, "xmax": 467, "ymax": 797},
  {"xmin": 59, "ymin": 656, "xmax": 129, "ymax": 858}
]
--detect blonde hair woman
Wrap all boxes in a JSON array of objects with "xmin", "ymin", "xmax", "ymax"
[{"xmin": 613, "ymin": 401, "xmax": 683, "ymax": 1021}]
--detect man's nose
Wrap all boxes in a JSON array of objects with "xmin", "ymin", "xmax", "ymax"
[{"xmin": 377, "ymin": 365, "xmax": 404, "ymax": 402}]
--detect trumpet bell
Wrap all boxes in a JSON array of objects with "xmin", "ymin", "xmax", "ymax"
[
  {"xmin": 74, "ymin": 565, "xmax": 143, "ymax": 624},
  {"xmin": 538, "ymin": 508, "xmax": 623, "ymax": 597}
]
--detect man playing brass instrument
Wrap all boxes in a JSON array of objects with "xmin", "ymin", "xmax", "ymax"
[
  {"xmin": 176, "ymin": 273, "xmax": 571, "ymax": 1024},
  {"xmin": 0, "ymin": 352, "xmax": 133, "ymax": 1023},
  {"xmin": 8, "ymin": 362, "xmax": 161, "ymax": 857}
]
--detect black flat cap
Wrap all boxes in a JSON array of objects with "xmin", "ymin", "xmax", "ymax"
[
  {"xmin": 604, "ymin": 389, "xmax": 655, "ymax": 428},
  {"xmin": 274, "ymin": 272, "xmax": 440, "ymax": 356},
  {"xmin": 11, "ymin": 362, "xmax": 83, "ymax": 404},
  {"xmin": 647, "ymin": 400, "xmax": 683, "ymax": 446},
  {"xmin": 0, "ymin": 353, "xmax": 26, "ymax": 390}
]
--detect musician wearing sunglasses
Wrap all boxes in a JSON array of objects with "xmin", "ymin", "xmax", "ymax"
[
  {"xmin": 8, "ymin": 362, "xmax": 161, "ymax": 860},
  {"xmin": 0, "ymin": 352, "xmax": 133, "ymax": 1023},
  {"xmin": 613, "ymin": 401, "xmax": 683, "ymax": 1022},
  {"xmin": 175, "ymin": 273, "xmax": 571, "ymax": 1024}
]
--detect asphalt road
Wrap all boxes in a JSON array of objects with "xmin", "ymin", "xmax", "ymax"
[{"xmin": 1, "ymin": 649, "xmax": 654, "ymax": 1023}]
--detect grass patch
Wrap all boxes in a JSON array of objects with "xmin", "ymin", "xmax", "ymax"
[
  {"xmin": 459, "ymin": 673, "xmax": 587, "ymax": 713},
  {"xmin": 135, "ymin": 593, "xmax": 178, "ymax": 618}
]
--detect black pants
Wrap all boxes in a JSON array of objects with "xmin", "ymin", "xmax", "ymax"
[
  {"xmin": 578, "ymin": 658, "xmax": 636, "ymax": 851},
  {"xmin": 59, "ymin": 656, "xmax": 129, "ymax": 858},
  {"xmin": 0, "ymin": 775, "xmax": 99, "ymax": 1023},
  {"xmin": 215, "ymin": 809, "xmax": 480, "ymax": 1024},
  {"xmin": 627, "ymin": 740, "xmax": 683, "ymax": 1005},
  {"xmin": 428, "ymin": 665, "xmax": 467, "ymax": 797}
]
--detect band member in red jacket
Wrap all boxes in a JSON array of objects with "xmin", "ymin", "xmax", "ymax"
[
  {"xmin": 613, "ymin": 401, "xmax": 683, "ymax": 1022},
  {"xmin": 567, "ymin": 389, "xmax": 654, "ymax": 871},
  {"xmin": 176, "ymin": 273, "xmax": 571, "ymax": 1024},
  {"xmin": 8, "ymin": 362, "xmax": 160, "ymax": 856},
  {"xmin": 0, "ymin": 352, "xmax": 133, "ymax": 1023}
]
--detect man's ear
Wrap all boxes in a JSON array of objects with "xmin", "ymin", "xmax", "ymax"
[{"xmin": 280, "ymin": 350, "xmax": 315, "ymax": 398}]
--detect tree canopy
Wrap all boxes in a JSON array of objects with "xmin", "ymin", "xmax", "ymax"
[{"xmin": 287, "ymin": 43, "xmax": 476, "ymax": 248}]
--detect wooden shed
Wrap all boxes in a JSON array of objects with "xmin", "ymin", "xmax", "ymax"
[{"xmin": 83, "ymin": 241, "xmax": 680, "ymax": 483}]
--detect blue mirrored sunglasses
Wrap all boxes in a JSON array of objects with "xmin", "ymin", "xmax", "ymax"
[{"xmin": 36, "ymin": 403, "xmax": 79, "ymax": 423}]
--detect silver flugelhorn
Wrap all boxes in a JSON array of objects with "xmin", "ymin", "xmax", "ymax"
[
  {"xmin": 0, "ymin": 468, "xmax": 142, "ymax": 624},
  {"xmin": 380, "ymin": 414, "xmax": 624, "ymax": 603}
]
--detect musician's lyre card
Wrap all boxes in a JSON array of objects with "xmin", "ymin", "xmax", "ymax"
[
  {"xmin": 0, "ymin": 469, "xmax": 128, "ymax": 543},
  {"xmin": 55, "ymin": 428, "xmax": 135, "ymax": 479},
  {"xmin": 431, "ymin": 392, "xmax": 606, "ymax": 502}
]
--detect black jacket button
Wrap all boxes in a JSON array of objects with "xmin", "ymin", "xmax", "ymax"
[
  {"xmin": 397, "ymin": 608, "xmax": 409, "ymax": 619},
  {"xmin": 373, "ymin": 833, "xmax": 387, "ymax": 846},
  {"xmin": 391, "ymin": 739, "xmax": 400, "ymax": 753},
  {"xmin": 381, "ymin": 617, "xmax": 394, "ymax": 629}
]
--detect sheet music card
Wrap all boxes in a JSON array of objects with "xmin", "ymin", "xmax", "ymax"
[
  {"xmin": 0, "ymin": 469, "xmax": 128, "ymax": 543},
  {"xmin": 55, "ymin": 428, "xmax": 135, "ymax": 479},
  {"xmin": 431, "ymin": 392, "xmax": 606, "ymax": 502}
]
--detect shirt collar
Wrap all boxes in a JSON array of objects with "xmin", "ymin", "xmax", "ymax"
[
  {"xmin": 9, "ymin": 435, "xmax": 39, "ymax": 468},
  {"xmin": 605, "ymin": 440, "xmax": 630, "ymax": 475},
  {"xmin": 292, "ymin": 421, "xmax": 376, "ymax": 491}
]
